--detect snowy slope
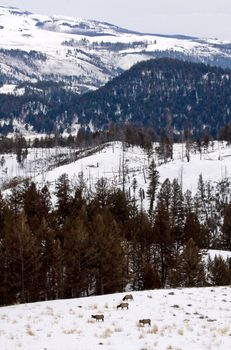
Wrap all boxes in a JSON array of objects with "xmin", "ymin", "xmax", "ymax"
[
  {"xmin": 35, "ymin": 141, "xmax": 231, "ymax": 196},
  {"xmin": 0, "ymin": 6, "xmax": 230, "ymax": 92},
  {"xmin": 0, "ymin": 286, "xmax": 230, "ymax": 350},
  {"xmin": 1, "ymin": 141, "xmax": 231, "ymax": 205}
]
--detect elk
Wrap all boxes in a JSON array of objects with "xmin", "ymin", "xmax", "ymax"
[
  {"xmin": 139, "ymin": 319, "xmax": 151, "ymax": 326},
  {"xmin": 91, "ymin": 314, "xmax": 104, "ymax": 322},
  {"xmin": 117, "ymin": 302, "xmax": 129, "ymax": 310},
  {"xmin": 122, "ymin": 294, "xmax": 134, "ymax": 301}
]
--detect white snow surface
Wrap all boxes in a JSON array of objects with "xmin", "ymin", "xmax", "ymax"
[
  {"xmin": 207, "ymin": 250, "xmax": 231, "ymax": 260},
  {"xmin": 0, "ymin": 84, "xmax": 25, "ymax": 96},
  {"xmin": 0, "ymin": 286, "xmax": 231, "ymax": 350},
  {"xmin": 0, "ymin": 84, "xmax": 16, "ymax": 94}
]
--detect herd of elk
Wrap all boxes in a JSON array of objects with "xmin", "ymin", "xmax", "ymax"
[{"xmin": 90, "ymin": 294, "xmax": 151, "ymax": 326}]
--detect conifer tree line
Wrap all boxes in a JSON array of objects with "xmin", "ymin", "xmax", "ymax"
[
  {"xmin": 0, "ymin": 164, "xmax": 231, "ymax": 307},
  {"xmin": 2, "ymin": 120, "xmax": 231, "ymax": 156}
]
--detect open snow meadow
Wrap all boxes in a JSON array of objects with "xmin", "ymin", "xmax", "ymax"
[
  {"xmin": 1, "ymin": 141, "xmax": 231, "ymax": 205},
  {"xmin": 0, "ymin": 286, "xmax": 231, "ymax": 350}
]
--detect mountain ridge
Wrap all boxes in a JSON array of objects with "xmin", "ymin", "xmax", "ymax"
[
  {"xmin": 64, "ymin": 58, "xmax": 231, "ymax": 136},
  {"xmin": 0, "ymin": 6, "xmax": 231, "ymax": 93},
  {"xmin": 0, "ymin": 57, "xmax": 230, "ymax": 136}
]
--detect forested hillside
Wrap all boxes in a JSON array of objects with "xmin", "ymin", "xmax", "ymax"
[
  {"xmin": 0, "ymin": 58, "xmax": 230, "ymax": 137},
  {"xmin": 1, "ymin": 162, "xmax": 231, "ymax": 305},
  {"xmin": 75, "ymin": 58, "xmax": 231, "ymax": 136}
]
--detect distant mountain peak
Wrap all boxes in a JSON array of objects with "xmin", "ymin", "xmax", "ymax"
[{"xmin": 0, "ymin": 5, "xmax": 230, "ymax": 94}]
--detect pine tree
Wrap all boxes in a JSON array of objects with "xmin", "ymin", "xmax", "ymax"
[
  {"xmin": 55, "ymin": 173, "xmax": 72, "ymax": 225},
  {"xmin": 1, "ymin": 212, "xmax": 42, "ymax": 304},
  {"xmin": 207, "ymin": 255, "xmax": 231, "ymax": 286},
  {"xmin": 147, "ymin": 159, "xmax": 159, "ymax": 217},
  {"xmin": 23, "ymin": 182, "xmax": 44, "ymax": 232},
  {"xmin": 90, "ymin": 212, "xmax": 126, "ymax": 295},
  {"xmin": 94, "ymin": 177, "xmax": 111, "ymax": 208},
  {"xmin": 142, "ymin": 263, "xmax": 161, "ymax": 290},
  {"xmin": 157, "ymin": 132, "xmax": 173, "ymax": 163},
  {"xmin": 184, "ymin": 128, "xmax": 192, "ymax": 162},
  {"xmin": 222, "ymin": 204, "xmax": 231, "ymax": 250},
  {"xmin": 195, "ymin": 174, "xmax": 208, "ymax": 220},
  {"xmin": 0, "ymin": 191, "xmax": 6, "ymax": 233},
  {"xmin": 0, "ymin": 195, "xmax": 8, "ymax": 304},
  {"xmin": 184, "ymin": 189, "xmax": 194, "ymax": 214},
  {"xmin": 71, "ymin": 173, "xmax": 87, "ymax": 217},
  {"xmin": 128, "ymin": 211, "xmax": 153, "ymax": 290},
  {"xmin": 154, "ymin": 198, "xmax": 173, "ymax": 288},
  {"xmin": 183, "ymin": 212, "xmax": 201, "ymax": 246},
  {"xmin": 62, "ymin": 216, "xmax": 93, "ymax": 298},
  {"xmin": 108, "ymin": 188, "xmax": 131, "ymax": 226},
  {"xmin": 40, "ymin": 185, "xmax": 52, "ymax": 217},
  {"xmin": 177, "ymin": 238, "xmax": 206, "ymax": 287},
  {"xmin": 157, "ymin": 178, "xmax": 172, "ymax": 212},
  {"xmin": 7, "ymin": 186, "xmax": 24, "ymax": 215},
  {"xmin": 34, "ymin": 217, "xmax": 59, "ymax": 301},
  {"xmin": 170, "ymin": 179, "xmax": 185, "ymax": 249}
]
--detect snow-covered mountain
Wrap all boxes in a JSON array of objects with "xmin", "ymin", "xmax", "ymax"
[{"xmin": 0, "ymin": 6, "xmax": 231, "ymax": 93}]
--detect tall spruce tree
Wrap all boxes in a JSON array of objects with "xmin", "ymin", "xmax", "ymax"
[
  {"xmin": 222, "ymin": 204, "xmax": 231, "ymax": 250},
  {"xmin": 0, "ymin": 191, "xmax": 6, "ymax": 233},
  {"xmin": 195, "ymin": 174, "xmax": 208, "ymax": 220},
  {"xmin": 177, "ymin": 238, "xmax": 206, "ymax": 287},
  {"xmin": 170, "ymin": 179, "xmax": 185, "ymax": 248},
  {"xmin": 157, "ymin": 178, "xmax": 172, "ymax": 212},
  {"xmin": 90, "ymin": 211, "xmax": 126, "ymax": 295},
  {"xmin": 207, "ymin": 255, "xmax": 231, "ymax": 286},
  {"xmin": 184, "ymin": 189, "xmax": 194, "ymax": 214},
  {"xmin": 2, "ymin": 212, "xmax": 42, "ymax": 304},
  {"xmin": 55, "ymin": 173, "xmax": 72, "ymax": 225},
  {"xmin": 23, "ymin": 182, "xmax": 44, "ymax": 232},
  {"xmin": 7, "ymin": 186, "xmax": 24, "ymax": 216},
  {"xmin": 154, "ymin": 198, "xmax": 173, "ymax": 288},
  {"xmin": 147, "ymin": 159, "xmax": 159, "ymax": 217},
  {"xmin": 62, "ymin": 216, "xmax": 93, "ymax": 298},
  {"xmin": 40, "ymin": 185, "xmax": 52, "ymax": 218},
  {"xmin": 183, "ymin": 212, "xmax": 201, "ymax": 246},
  {"xmin": 94, "ymin": 177, "xmax": 111, "ymax": 208},
  {"xmin": 35, "ymin": 218, "xmax": 58, "ymax": 300}
]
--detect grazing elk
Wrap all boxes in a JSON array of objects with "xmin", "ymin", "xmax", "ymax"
[
  {"xmin": 139, "ymin": 319, "xmax": 151, "ymax": 326},
  {"xmin": 122, "ymin": 294, "xmax": 134, "ymax": 301},
  {"xmin": 117, "ymin": 302, "xmax": 129, "ymax": 310},
  {"xmin": 91, "ymin": 314, "xmax": 104, "ymax": 322}
]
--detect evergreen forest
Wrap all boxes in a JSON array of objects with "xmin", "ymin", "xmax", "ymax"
[
  {"xmin": 0, "ymin": 58, "xmax": 231, "ymax": 137},
  {"xmin": 0, "ymin": 164, "xmax": 231, "ymax": 306}
]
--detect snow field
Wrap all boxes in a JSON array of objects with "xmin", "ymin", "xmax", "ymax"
[
  {"xmin": 0, "ymin": 286, "xmax": 231, "ymax": 350},
  {"xmin": 34, "ymin": 141, "xmax": 231, "ymax": 207},
  {"xmin": 1, "ymin": 141, "xmax": 231, "ymax": 207},
  {"xmin": 0, "ymin": 147, "xmax": 73, "ymax": 187}
]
